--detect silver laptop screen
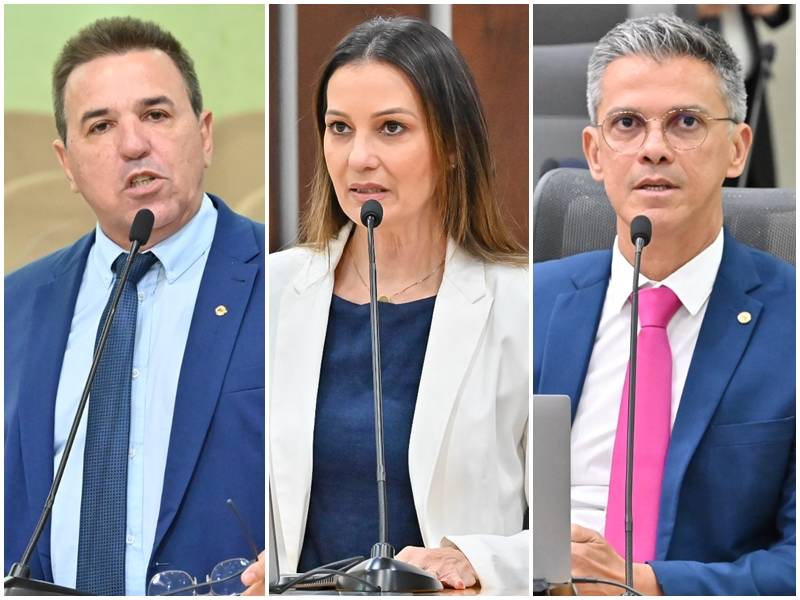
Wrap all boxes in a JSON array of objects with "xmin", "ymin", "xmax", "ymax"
[{"xmin": 532, "ymin": 394, "xmax": 571, "ymax": 590}]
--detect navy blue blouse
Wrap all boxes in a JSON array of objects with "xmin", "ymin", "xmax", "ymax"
[{"xmin": 298, "ymin": 294, "xmax": 436, "ymax": 571}]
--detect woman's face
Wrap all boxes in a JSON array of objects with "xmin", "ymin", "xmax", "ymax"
[{"xmin": 323, "ymin": 61, "xmax": 440, "ymax": 232}]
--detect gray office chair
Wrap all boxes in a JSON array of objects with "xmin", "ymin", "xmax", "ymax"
[
  {"xmin": 531, "ymin": 4, "xmax": 628, "ymax": 45},
  {"xmin": 532, "ymin": 168, "xmax": 796, "ymax": 265},
  {"xmin": 532, "ymin": 44, "xmax": 594, "ymax": 186}
]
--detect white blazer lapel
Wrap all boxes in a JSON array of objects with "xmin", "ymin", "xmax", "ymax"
[
  {"xmin": 409, "ymin": 242, "xmax": 493, "ymax": 536},
  {"xmin": 270, "ymin": 226, "xmax": 351, "ymax": 570}
]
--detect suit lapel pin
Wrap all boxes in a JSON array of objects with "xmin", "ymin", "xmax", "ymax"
[
  {"xmin": 215, "ymin": 305, "xmax": 228, "ymax": 317},
  {"xmin": 737, "ymin": 311, "xmax": 751, "ymax": 324}
]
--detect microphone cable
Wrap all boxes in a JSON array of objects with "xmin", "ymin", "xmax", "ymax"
[
  {"xmin": 270, "ymin": 556, "xmax": 381, "ymax": 594},
  {"xmin": 571, "ymin": 577, "xmax": 643, "ymax": 595}
]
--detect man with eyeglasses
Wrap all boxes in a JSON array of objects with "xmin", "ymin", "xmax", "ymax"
[
  {"xmin": 4, "ymin": 17, "xmax": 265, "ymax": 595},
  {"xmin": 534, "ymin": 15, "xmax": 794, "ymax": 596}
]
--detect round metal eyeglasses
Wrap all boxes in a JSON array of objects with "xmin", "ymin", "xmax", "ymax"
[
  {"xmin": 595, "ymin": 108, "xmax": 738, "ymax": 154},
  {"xmin": 147, "ymin": 499, "xmax": 259, "ymax": 595},
  {"xmin": 147, "ymin": 557, "xmax": 252, "ymax": 595}
]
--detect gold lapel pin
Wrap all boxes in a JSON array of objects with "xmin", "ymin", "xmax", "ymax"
[
  {"xmin": 737, "ymin": 311, "xmax": 751, "ymax": 324},
  {"xmin": 215, "ymin": 305, "xmax": 228, "ymax": 317}
]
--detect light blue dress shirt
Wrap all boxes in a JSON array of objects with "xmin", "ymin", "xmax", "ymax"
[{"xmin": 50, "ymin": 195, "xmax": 217, "ymax": 595}]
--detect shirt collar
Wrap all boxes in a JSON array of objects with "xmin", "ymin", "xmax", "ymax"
[
  {"xmin": 91, "ymin": 193, "xmax": 218, "ymax": 285},
  {"xmin": 607, "ymin": 227, "xmax": 724, "ymax": 316}
]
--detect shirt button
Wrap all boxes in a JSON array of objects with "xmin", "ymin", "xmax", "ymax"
[
  {"xmin": 129, "ymin": 448, "xmax": 136, "ymax": 459},
  {"xmin": 126, "ymin": 534, "xmax": 135, "ymax": 545},
  {"xmin": 138, "ymin": 292, "xmax": 145, "ymax": 302},
  {"xmin": 132, "ymin": 368, "xmax": 139, "ymax": 379}
]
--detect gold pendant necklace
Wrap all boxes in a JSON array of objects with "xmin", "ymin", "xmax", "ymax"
[{"xmin": 353, "ymin": 260, "xmax": 444, "ymax": 303}]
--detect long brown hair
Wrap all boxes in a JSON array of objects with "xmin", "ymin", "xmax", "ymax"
[{"xmin": 299, "ymin": 16, "xmax": 526, "ymax": 265}]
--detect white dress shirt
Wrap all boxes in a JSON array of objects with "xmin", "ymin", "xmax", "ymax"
[
  {"xmin": 50, "ymin": 195, "xmax": 217, "ymax": 594},
  {"xmin": 570, "ymin": 228, "xmax": 724, "ymax": 533}
]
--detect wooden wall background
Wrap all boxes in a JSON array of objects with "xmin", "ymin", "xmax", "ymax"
[{"xmin": 269, "ymin": 4, "xmax": 529, "ymax": 252}]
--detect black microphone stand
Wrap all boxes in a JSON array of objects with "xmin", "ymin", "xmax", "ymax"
[
  {"xmin": 622, "ymin": 215, "xmax": 651, "ymax": 595},
  {"xmin": 336, "ymin": 201, "xmax": 442, "ymax": 593},
  {"xmin": 367, "ymin": 205, "xmax": 391, "ymax": 554},
  {"xmin": 5, "ymin": 210, "xmax": 154, "ymax": 596}
]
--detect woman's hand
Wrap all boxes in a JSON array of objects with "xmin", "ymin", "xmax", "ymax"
[
  {"xmin": 746, "ymin": 4, "xmax": 781, "ymax": 18},
  {"xmin": 241, "ymin": 550, "xmax": 265, "ymax": 595},
  {"xmin": 395, "ymin": 546, "xmax": 478, "ymax": 590},
  {"xmin": 696, "ymin": 4, "xmax": 730, "ymax": 19}
]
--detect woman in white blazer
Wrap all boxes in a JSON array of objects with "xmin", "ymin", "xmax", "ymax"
[{"xmin": 270, "ymin": 16, "xmax": 529, "ymax": 592}]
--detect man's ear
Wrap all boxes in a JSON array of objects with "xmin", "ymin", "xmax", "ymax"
[
  {"xmin": 199, "ymin": 110, "xmax": 214, "ymax": 168},
  {"xmin": 725, "ymin": 123, "xmax": 753, "ymax": 179},
  {"xmin": 53, "ymin": 138, "xmax": 79, "ymax": 193},
  {"xmin": 582, "ymin": 126, "xmax": 604, "ymax": 183}
]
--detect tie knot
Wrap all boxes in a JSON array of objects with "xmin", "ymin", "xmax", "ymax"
[
  {"xmin": 638, "ymin": 286, "xmax": 681, "ymax": 329},
  {"xmin": 112, "ymin": 252, "xmax": 158, "ymax": 285}
]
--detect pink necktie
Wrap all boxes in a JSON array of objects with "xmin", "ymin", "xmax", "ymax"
[{"xmin": 605, "ymin": 286, "xmax": 681, "ymax": 561}]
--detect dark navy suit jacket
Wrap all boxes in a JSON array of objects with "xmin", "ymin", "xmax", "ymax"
[
  {"xmin": 534, "ymin": 231, "xmax": 795, "ymax": 595},
  {"xmin": 4, "ymin": 195, "xmax": 265, "ymax": 589}
]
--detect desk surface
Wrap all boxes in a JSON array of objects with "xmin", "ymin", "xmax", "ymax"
[{"xmin": 280, "ymin": 586, "xmax": 528, "ymax": 596}]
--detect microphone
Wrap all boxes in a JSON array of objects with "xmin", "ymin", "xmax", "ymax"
[
  {"xmin": 630, "ymin": 215, "xmax": 652, "ymax": 249},
  {"xmin": 360, "ymin": 199, "xmax": 383, "ymax": 228},
  {"xmin": 5, "ymin": 209, "xmax": 155, "ymax": 596},
  {"xmin": 622, "ymin": 214, "xmax": 651, "ymax": 594},
  {"xmin": 360, "ymin": 200, "xmax": 389, "ymax": 551},
  {"xmin": 130, "ymin": 208, "xmax": 155, "ymax": 247},
  {"xmin": 335, "ymin": 201, "xmax": 441, "ymax": 593}
]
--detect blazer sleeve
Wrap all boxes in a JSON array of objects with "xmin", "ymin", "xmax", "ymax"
[
  {"xmin": 649, "ymin": 441, "xmax": 795, "ymax": 595},
  {"xmin": 443, "ymin": 425, "xmax": 530, "ymax": 592},
  {"xmin": 443, "ymin": 530, "xmax": 529, "ymax": 592}
]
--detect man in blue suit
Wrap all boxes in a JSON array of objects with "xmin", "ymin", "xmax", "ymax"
[
  {"xmin": 4, "ymin": 17, "xmax": 265, "ymax": 595},
  {"xmin": 534, "ymin": 15, "xmax": 794, "ymax": 596}
]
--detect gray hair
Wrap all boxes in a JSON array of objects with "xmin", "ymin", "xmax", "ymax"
[{"xmin": 587, "ymin": 14, "xmax": 747, "ymax": 124}]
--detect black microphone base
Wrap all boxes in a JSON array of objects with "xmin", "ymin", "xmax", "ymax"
[
  {"xmin": 4, "ymin": 576, "xmax": 87, "ymax": 596},
  {"xmin": 336, "ymin": 557, "xmax": 443, "ymax": 593}
]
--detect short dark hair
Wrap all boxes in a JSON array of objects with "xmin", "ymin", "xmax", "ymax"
[
  {"xmin": 300, "ymin": 16, "xmax": 525, "ymax": 265},
  {"xmin": 52, "ymin": 16, "xmax": 203, "ymax": 143}
]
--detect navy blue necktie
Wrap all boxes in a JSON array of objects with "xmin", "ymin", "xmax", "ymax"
[{"xmin": 76, "ymin": 251, "xmax": 158, "ymax": 595}]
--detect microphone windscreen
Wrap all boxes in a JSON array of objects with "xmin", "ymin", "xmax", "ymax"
[
  {"xmin": 630, "ymin": 215, "xmax": 652, "ymax": 246},
  {"xmin": 129, "ymin": 209, "xmax": 155, "ymax": 245},
  {"xmin": 360, "ymin": 199, "xmax": 383, "ymax": 227}
]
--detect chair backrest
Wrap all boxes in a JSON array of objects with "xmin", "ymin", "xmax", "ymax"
[
  {"xmin": 532, "ymin": 43, "xmax": 594, "ymax": 186},
  {"xmin": 531, "ymin": 4, "xmax": 628, "ymax": 45},
  {"xmin": 532, "ymin": 168, "xmax": 796, "ymax": 265}
]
